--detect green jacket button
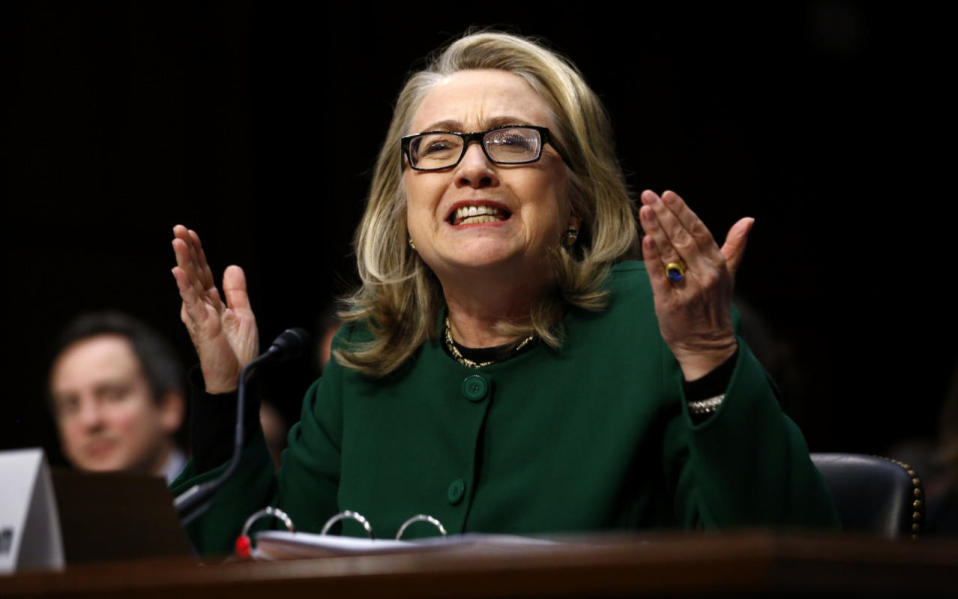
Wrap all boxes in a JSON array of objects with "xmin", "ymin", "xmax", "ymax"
[
  {"xmin": 447, "ymin": 478, "xmax": 465, "ymax": 504},
  {"xmin": 461, "ymin": 375, "xmax": 488, "ymax": 402}
]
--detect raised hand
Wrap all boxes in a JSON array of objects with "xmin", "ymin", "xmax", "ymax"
[
  {"xmin": 171, "ymin": 225, "xmax": 259, "ymax": 393},
  {"xmin": 638, "ymin": 190, "xmax": 753, "ymax": 381}
]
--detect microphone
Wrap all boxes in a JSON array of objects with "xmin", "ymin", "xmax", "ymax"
[
  {"xmin": 175, "ymin": 328, "xmax": 312, "ymax": 525},
  {"xmin": 263, "ymin": 327, "xmax": 310, "ymax": 362}
]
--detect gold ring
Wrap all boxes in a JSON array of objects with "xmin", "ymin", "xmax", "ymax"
[{"xmin": 666, "ymin": 261, "xmax": 686, "ymax": 283}]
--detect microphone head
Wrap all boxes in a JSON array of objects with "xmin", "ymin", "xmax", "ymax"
[{"xmin": 267, "ymin": 327, "xmax": 311, "ymax": 361}]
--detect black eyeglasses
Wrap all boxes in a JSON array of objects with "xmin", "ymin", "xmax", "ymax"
[{"xmin": 401, "ymin": 125, "xmax": 570, "ymax": 171}]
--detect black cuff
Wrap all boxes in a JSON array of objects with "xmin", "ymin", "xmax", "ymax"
[
  {"xmin": 188, "ymin": 366, "xmax": 262, "ymax": 474},
  {"xmin": 682, "ymin": 349, "xmax": 738, "ymax": 403}
]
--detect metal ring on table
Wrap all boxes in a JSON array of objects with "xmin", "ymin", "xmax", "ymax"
[
  {"xmin": 396, "ymin": 514, "xmax": 447, "ymax": 540},
  {"xmin": 236, "ymin": 506, "xmax": 295, "ymax": 557},
  {"xmin": 321, "ymin": 510, "xmax": 374, "ymax": 538},
  {"xmin": 240, "ymin": 506, "xmax": 295, "ymax": 538}
]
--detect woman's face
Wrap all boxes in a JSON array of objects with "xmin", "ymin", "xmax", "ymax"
[{"xmin": 403, "ymin": 69, "xmax": 573, "ymax": 286}]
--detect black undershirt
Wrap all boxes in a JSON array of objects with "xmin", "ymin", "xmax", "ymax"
[{"xmin": 445, "ymin": 335, "xmax": 540, "ymax": 365}]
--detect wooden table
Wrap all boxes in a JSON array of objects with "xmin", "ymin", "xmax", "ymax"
[{"xmin": 2, "ymin": 531, "xmax": 957, "ymax": 598}]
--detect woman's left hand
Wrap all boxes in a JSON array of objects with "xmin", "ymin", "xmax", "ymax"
[{"xmin": 638, "ymin": 190, "xmax": 754, "ymax": 381}]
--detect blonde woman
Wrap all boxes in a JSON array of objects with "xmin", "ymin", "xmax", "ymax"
[{"xmin": 171, "ymin": 31, "xmax": 838, "ymax": 554}]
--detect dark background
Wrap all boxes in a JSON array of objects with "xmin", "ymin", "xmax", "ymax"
[{"xmin": 2, "ymin": 2, "xmax": 954, "ymax": 467}]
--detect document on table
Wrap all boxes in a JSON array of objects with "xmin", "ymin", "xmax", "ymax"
[{"xmin": 252, "ymin": 530, "xmax": 556, "ymax": 560}]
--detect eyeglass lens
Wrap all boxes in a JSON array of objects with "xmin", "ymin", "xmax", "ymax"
[{"xmin": 409, "ymin": 127, "xmax": 543, "ymax": 169}]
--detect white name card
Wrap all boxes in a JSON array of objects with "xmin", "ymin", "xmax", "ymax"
[{"xmin": 0, "ymin": 448, "xmax": 64, "ymax": 574}]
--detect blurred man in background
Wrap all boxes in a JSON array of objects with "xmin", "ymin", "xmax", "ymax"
[{"xmin": 48, "ymin": 312, "xmax": 186, "ymax": 483}]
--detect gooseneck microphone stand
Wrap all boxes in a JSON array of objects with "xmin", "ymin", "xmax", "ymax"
[{"xmin": 174, "ymin": 328, "xmax": 310, "ymax": 526}]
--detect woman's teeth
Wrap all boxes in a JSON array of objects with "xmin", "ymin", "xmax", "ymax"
[{"xmin": 453, "ymin": 205, "xmax": 507, "ymax": 225}]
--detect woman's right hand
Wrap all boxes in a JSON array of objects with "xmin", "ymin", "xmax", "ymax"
[{"xmin": 171, "ymin": 225, "xmax": 259, "ymax": 394}]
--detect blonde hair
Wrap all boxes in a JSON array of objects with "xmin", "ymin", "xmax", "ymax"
[{"xmin": 336, "ymin": 31, "xmax": 637, "ymax": 377}]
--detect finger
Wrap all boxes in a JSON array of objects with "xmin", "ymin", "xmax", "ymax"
[
  {"xmin": 638, "ymin": 204, "xmax": 684, "ymax": 269},
  {"xmin": 641, "ymin": 191, "xmax": 700, "ymax": 265},
  {"xmin": 191, "ymin": 232, "xmax": 225, "ymax": 307},
  {"xmin": 721, "ymin": 217, "xmax": 754, "ymax": 277},
  {"xmin": 172, "ymin": 237, "xmax": 221, "ymax": 311},
  {"xmin": 641, "ymin": 234, "xmax": 679, "ymax": 298},
  {"xmin": 172, "ymin": 266, "xmax": 213, "ymax": 327},
  {"xmin": 172, "ymin": 226, "xmax": 196, "ymax": 273},
  {"xmin": 187, "ymin": 228, "xmax": 218, "ymax": 293},
  {"xmin": 173, "ymin": 226, "xmax": 209, "ymax": 285},
  {"xmin": 171, "ymin": 237, "xmax": 203, "ymax": 293},
  {"xmin": 222, "ymin": 265, "xmax": 253, "ymax": 312},
  {"xmin": 659, "ymin": 190, "xmax": 721, "ymax": 255},
  {"xmin": 172, "ymin": 226, "xmax": 204, "ymax": 278},
  {"xmin": 172, "ymin": 224, "xmax": 191, "ymax": 244},
  {"xmin": 174, "ymin": 226, "xmax": 225, "ymax": 310}
]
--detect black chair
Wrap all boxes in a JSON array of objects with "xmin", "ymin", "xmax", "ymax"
[{"xmin": 811, "ymin": 453, "xmax": 923, "ymax": 538}]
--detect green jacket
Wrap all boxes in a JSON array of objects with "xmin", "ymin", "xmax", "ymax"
[{"xmin": 172, "ymin": 261, "xmax": 839, "ymax": 555}]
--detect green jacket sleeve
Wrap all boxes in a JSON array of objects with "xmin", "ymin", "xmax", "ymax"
[
  {"xmin": 663, "ymin": 338, "xmax": 841, "ymax": 529},
  {"xmin": 170, "ymin": 365, "xmax": 347, "ymax": 556},
  {"xmin": 169, "ymin": 428, "xmax": 276, "ymax": 556}
]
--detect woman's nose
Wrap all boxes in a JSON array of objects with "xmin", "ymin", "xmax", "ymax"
[{"xmin": 455, "ymin": 143, "xmax": 499, "ymax": 189}]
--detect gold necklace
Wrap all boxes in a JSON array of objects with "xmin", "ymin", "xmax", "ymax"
[{"xmin": 443, "ymin": 317, "xmax": 536, "ymax": 369}]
